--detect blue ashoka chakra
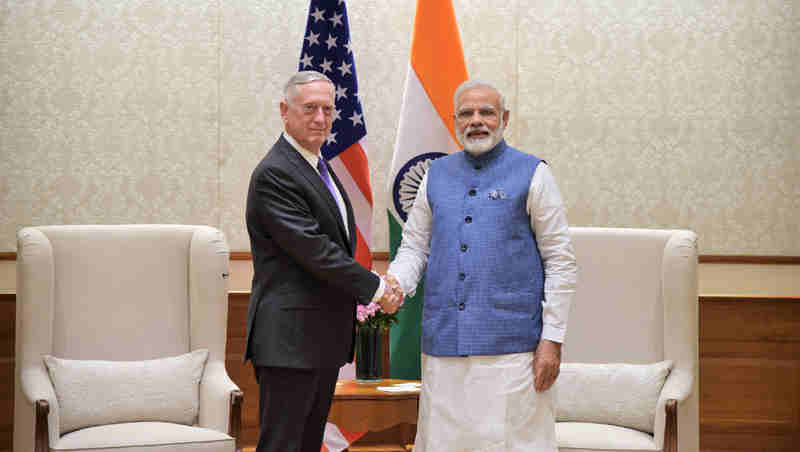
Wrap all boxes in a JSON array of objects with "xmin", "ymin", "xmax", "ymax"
[{"xmin": 392, "ymin": 152, "xmax": 447, "ymax": 223}]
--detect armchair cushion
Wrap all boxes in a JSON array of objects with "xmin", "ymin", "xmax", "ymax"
[
  {"xmin": 43, "ymin": 349, "xmax": 208, "ymax": 434},
  {"xmin": 554, "ymin": 360, "xmax": 672, "ymax": 434},
  {"xmin": 52, "ymin": 422, "xmax": 233, "ymax": 452},
  {"xmin": 556, "ymin": 422, "xmax": 659, "ymax": 451}
]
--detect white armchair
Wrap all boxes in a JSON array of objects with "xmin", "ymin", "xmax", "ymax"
[
  {"xmin": 14, "ymin": 225, "xmax": 243, "ymax": 452},
  {"xmin": 555, "ymin": 228, "xmax": 698, "ymax": 452}
]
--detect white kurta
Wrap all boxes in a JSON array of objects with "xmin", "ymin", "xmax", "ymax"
[
  {"xmin": 388, "ymin": 160, "xmax": 578, "ymax": 452},
  {"xmin": 415, "ymin": 352, "xmax": 557, "ymax": 452}
]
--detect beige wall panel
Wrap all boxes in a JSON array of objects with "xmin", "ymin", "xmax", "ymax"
[
  {"xmin": 0, "ymin": 262, "xmax": 13, "ymax": 293},
  {"xmin": 228, "ymin": 259, "xmax": 254, "ymax": 293},
  {"xmin": 698, "ymin": 263, "xmax": 800, "ymax": 297},
  {"xmin": 0, "ymin": 1, "xmax": 221, "ymax": 251},
  {"xmin": 515, "ymin": 1, "xmax": 800, "ymax": 255},
  {"xmin": 1, "ymin": 1, "xmax": 798, "ymax": 256},
  {"xmin": 453, "ymin": 0, "xmax": 519, "ymax": 145},
  {"xmin": 218, "ymin": 1, "xmax": 307, "ymax": 251}
]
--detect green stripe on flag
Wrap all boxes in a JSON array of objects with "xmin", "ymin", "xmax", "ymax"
[{"xmin": 388, "ymin": 211, "xmax": 423, "ymax": 379}]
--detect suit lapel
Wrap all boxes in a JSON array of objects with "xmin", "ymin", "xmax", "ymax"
[{"xmin": 277, "ymin": 138, "xmax": 353, "ymax": 255}]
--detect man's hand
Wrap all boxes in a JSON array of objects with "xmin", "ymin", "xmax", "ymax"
[
  {"xmin": 534, "ymin": 339, "xmax": 562, "ymax": 392},
  {"xmin": 377, "ymin": 273, "xmax": 404, "ymax": 314}
]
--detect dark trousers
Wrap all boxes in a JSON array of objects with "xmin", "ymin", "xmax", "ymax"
[{"xmin": 254, "ymin": 365, "xmax": 340, "ymax": 452}]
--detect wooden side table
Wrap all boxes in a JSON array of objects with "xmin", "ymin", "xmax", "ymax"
[{"xmin": 328, "ymin": 379, "xmax": 420, "ymax": 451}]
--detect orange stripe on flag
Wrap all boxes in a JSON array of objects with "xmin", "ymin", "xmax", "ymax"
[
  {"xmin": 338, "ymin": 142, "xmax": 373, "ymax": 206},
  {"xmin": 340, "ymin": 427, "xmax": 366, "ymax": 444},
  {"xmin": 409, "ymin": 0, "xmax": 468, "ymax": 142},
  {"xmin": 322, "ymin": 422, "xmax": 367, "ymax": 452},
  {"xmin": 355, "ymin": 227, "xmax": 372, "ymax": 270}
]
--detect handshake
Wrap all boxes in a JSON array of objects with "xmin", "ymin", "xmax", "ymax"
[{"xmin": 377, "ymin": 273, "xmax": 404, "ymax": 314}]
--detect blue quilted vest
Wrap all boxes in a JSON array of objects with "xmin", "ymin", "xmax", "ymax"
[{"xmin": 423, "ymin": 140, "xmax": 545, "ymax": 356}]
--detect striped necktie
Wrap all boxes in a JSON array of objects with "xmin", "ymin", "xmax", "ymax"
[
  {"xmin": 317, "ymin": 157, "xmax": 348, "ymax": 237},
  {"xmin": 317, "ymin": 157, "xmax": 337, "ymax": 198}
]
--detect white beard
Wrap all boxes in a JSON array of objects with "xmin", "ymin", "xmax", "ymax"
[{"xmin": 458, "ymin": 122, "xmax": 505, "ymax": 155}]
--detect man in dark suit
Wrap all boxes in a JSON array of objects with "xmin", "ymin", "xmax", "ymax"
[{"xmin": 244, "ymin": 71, "xmax": 401, "ymax": 452}]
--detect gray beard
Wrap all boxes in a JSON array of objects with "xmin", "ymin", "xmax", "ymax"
[
  {"xmin": 459, "ymin": 123, "xmax": 505, "ymax": 155},
  {"xmin": 464, "ymin": 138, "xmax": 495, "ymax": 155}
]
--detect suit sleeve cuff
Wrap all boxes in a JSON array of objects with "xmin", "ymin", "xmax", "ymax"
[{"xmin": 370, "ymin": 272, "xmax": 385, "ymax": 302}]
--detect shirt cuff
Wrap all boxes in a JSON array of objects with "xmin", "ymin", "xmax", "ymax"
[
  {"xmin": 541, "ymin": 289, "xmax": 573, "ymax": 344},
  {"xmin": 370, "ymin": 272, "xmax": 385, "ymax": 302},
  {"xmin": 387, "ymin": 268, "xmax": 416, "ymax": 298},
  {"xmin": 541, "ymin": 324, "xmax": 566, "ymax": 344}
]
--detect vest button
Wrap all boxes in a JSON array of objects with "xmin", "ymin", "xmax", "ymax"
[
  {"xmin": 460, "ymin": 244, "xmax": 468, "ymax": 252},
  {"xmin": 465, "ymin": 216, "xmax": 472, "ymax": 223},
  {"xmin": 468, "ymin": 189, "xmax": 476, "ymax": 196},
  {"xmin": 458, "ymin": 303, "xmax": 465, "ymax": 311},
  {"xmin": 458, "ymin": 273, "xmax": 465, "ymax": 280}
]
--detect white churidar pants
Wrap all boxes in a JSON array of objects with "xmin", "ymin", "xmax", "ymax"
[{"xmin": 413, "ymin": 351, "xmax": 557, "ymax": 452}]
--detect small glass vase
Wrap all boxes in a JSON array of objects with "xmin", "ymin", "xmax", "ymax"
[{"xmin": 355, "ymin": 326, "xmax": 382, "ymax": 383}]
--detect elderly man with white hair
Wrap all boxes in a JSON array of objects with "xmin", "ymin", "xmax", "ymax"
[{"xmin": 386, "ymin": 80, "xmax": 578, "ymax": 451}]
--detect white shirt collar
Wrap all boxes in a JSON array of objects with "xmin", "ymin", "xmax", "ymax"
[{"xmin": 283, "ymin": 132, "xmax": 322, "ymax": 174}]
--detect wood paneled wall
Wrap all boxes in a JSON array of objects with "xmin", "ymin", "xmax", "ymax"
[
  {"xmin": 2, "ymin": 292, "xmax": 799, "ymax": 451},
  {"xmin": 226, "ymin": 291, "xmax": 261, "ymax": 446},
  {"xmin": 0, "ymin": 293, "xmax": 13, "ymax": 452},
  {"xmin": 699, "ymin": 296, "xmax": 800, "ymax": 451}
]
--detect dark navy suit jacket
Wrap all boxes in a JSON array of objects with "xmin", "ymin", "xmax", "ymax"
[{"xmin": 244, "ymin": 135, "xmax": 379, "ymax": 369}]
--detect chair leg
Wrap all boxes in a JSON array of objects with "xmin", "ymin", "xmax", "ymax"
[{"xmin": 664, "ymin": 399, "xmax": 678, "ymax": 452}]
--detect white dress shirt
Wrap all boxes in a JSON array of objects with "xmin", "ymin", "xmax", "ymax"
[{"xmin": 389, "ymin": 161, "xmax": 578, "ymax": 343}]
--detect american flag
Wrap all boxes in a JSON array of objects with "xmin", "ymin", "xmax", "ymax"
[{"xmin": 300, "ymin": 0, "xmax": 373, "ymax": 270}]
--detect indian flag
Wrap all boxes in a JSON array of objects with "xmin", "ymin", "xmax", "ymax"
[{"xmin": 387, "ymin": 0, "xmax": 468, "ymax": 379}]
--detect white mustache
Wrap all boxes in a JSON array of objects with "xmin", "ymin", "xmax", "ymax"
[{"xmin": 465, "ymin": 125, "xmax": 490, "ymax": 139}]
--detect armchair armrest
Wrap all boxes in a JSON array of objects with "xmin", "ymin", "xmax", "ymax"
[
  {"xmin": 664, "ymin": 399, "xmax": 678, "ymax": 452},
  {"xmin": 658, "ymin": 367, "xmax": 694, "ymax": 406},
  {"xmin": 19, "ymin": 366, "xmax": 61, "ymax": 450},
  {"xmin": 198, "ymin": 360, "xmax": 241, "ymax": 436},
  {"xmin": 653, "ymin": 368, "xmax": 694, "ymax": 451},
  {"xmin": 230, "ymin": 390, "xmax": 244, "ymax": 452},
  {"xmin": 35, "ymin": 400, "xmax": 50, "ymax": 452}
]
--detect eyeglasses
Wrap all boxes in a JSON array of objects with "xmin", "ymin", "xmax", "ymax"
[
  {"xmin": 299, "ymin": 103, "xmax": 334, "ymax": 117},
  {"xmin": 455, "ymin": 107, "xmax": 499, "ymax": 122}
]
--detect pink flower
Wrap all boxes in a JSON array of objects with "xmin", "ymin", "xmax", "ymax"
[
  {"xmin": 356, "ymin": 304, "xmax": 370, "ymax": 323},
  {"xmin": 356, "ymin": 300, "xmax": 401, "ymax": 329}
]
